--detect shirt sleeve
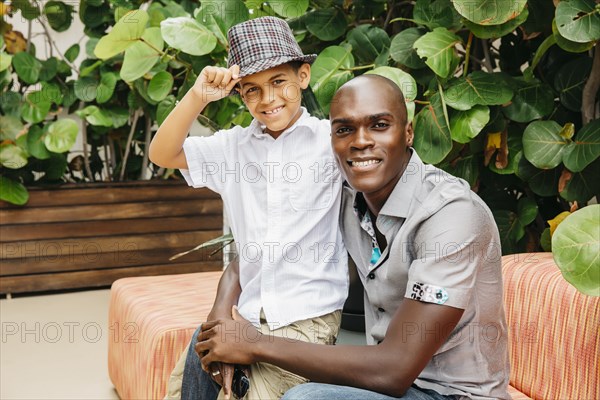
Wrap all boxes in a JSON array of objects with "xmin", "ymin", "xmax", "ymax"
[
  {"xmin": 405, "ymin": 195, "xmax": 498, "ymax": 310},
  {"xmin": 180, "ymin": 129, "xmax": 231, "ymax": 194}
]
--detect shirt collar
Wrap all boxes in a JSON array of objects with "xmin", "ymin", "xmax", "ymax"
[
  {"xmin": 248, "ymin": 107, "xmax": 311, "ymax": 139},
  {"xmin": 351, "ymin": 149, "xmax": 424, "ymax": 220}
]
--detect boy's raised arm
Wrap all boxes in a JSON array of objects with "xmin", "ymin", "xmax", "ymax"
[{"xmin": 149, "ymin": 65, "xmax": 240, "ymax": 169}]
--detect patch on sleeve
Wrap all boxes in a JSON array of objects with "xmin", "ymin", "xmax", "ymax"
[{"xmin": 410, "ymin": 282, "xmax": 449, "ymax": 305}]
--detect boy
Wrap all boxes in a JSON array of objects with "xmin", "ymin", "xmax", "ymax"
[{"xmin": 149, "ymin": 16, "xmax": 349, "ymax": 400}]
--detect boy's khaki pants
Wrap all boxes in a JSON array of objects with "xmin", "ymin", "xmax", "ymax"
[{"xmin": 165, "ymin": 310, "xmax": 341, "ymax": 400}]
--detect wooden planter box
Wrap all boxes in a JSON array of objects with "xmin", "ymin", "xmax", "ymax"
[{"xmin": 0, "ymin": 181, "xmax": 223, "ymax": 294}]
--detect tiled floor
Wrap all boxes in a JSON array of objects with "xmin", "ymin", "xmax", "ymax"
[{"xmin": 1, "ymin": 289, "xmax": 365, "ymax": 399}]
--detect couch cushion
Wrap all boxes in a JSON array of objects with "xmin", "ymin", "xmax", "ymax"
[
  {"xmin": 502, "ymin": 253, "xmax": 599, "ymax": 400},
  {"xmin": 108, "ymin": 271, "xmax": 222, "ymax": 400}
]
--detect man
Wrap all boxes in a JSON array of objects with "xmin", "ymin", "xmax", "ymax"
[{"xmin": 196, "ymin": 75, "xmax": 511, "ymax": 399}]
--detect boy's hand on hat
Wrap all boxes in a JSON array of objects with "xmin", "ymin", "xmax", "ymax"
[{"xmin": 193, "ymin": 65, "xmax": 241, "ymax": 103}]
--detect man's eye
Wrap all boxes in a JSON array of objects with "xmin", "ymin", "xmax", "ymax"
[
  {"xmin": 335, "ymin": 127, "xmax": 351, "ymax": 135},
  {"xmin": 373, "ymin": 122, "xmax": 389, "ymax": 129}
]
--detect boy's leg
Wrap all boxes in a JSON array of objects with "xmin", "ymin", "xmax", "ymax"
[
  {"xmin": 216, "ymin": 310, "xmax": 342, "ymax": 400},
  {"xmin": 281, "ymin": 383, "xmax": 458, "ymax": 400}
]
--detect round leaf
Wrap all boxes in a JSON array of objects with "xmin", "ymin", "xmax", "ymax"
[
  {"xmin": 560, "ymin": 159, "xmax": 600, "ymax": 203},
  {"xmin": 121, "ymin": 27, "xmax": 164, "ymax": 82},
  {"xmin": 452, "ymin": 0, "xmax": 527, "ymax": 25},
  {"xmin": 413, "ymin": 27, "xmax": 461, "ymax": 79},
  {"xmin": 413, "ymin": 93, "xmax": 452, "ymax": 164},
  {"xmin": 414, "ymin": 0, "xmax": 461, "ymax": 30},
  {"xmin": 26, "ymin": 125, "xmax": 51, "ymax": 160},
  {"xmin": 0, "ymin": 176, "xmax": 29, "ymax": 205},
  {"xmin": 44, "ymin": 1, "xmax": 73, "ymax": 32},
  {"xmin": 0, "ymin": 115, "xmax": 24, "ymax": 141},
  {"xmin": 517, "ymin": 157, "xmax": 560, "ymax": 197},
  {"xmin": 450, "ymin": 105, "xmax": 490, "ymax": 143},
  {"xmin": 148, "ymin": 71, "xmax": 174, "ymax": 102},
  {"xmin": 64, "ymin": 44, "xmax": 80, "ymax": 62},
  {"xmin": 12, "ymin": 51, "xmax": 43, "ymax": 84},
  {"xmin": 347, "ymin": 25, "xmax": 390, "ymax": 64},
  {"xmin": 305, "ymin": 8, "xmax": 347, "ymax": 41},
  {"xmin": 309, "ymin": 46, "xmax": 354, "ymax": 114},
  {"xmin": 517, "ymin": 196, "xmax": 538, "ymax": 226},
  {"xmin": 21, "ymin": 92, "xmax": 51, "ymax": 124},
  {"xmin": 38, "ymin": 57, "xmax": 58, "ymax": 82},
  {"xmin": 523, "ymin": 121, "xmax": 568, "ymax": 169},
  {"xmin": 552, "ymin": 19, "xmax": 594, "ymax": 53},
  {"xmin": 97, "ymin": 72, "xmax": 119, "ymax": 104},
  {"xmin": 445, "ymin": 71, "xmax": 514, "ymax": 111},
  {"xmin": 74, "ymin": 76, "xmax": 100, "ymax": 102},
  {"xmin": 0, "ymin": 143, "xmax": 28, "ymax": 169},
  {"xmin": 502, "ymin": 82, "xmax": 554, "ymax": 123},
  {"xmin": 493, "ymin": 209, "xmax": 525, "ymax": 254},
  {"xmin": 365, "ymin": 67, "xmax": 417, "ymax": 122},
  {"xmin": 269, "ymin": 0, "xmax": 309, "ymax": 18},
  {"xmin": 94, "ymin": 10, "xmax": 149, "ymax": 59},
  {"xmin": 76, "ymin": 105, "xmax": 113, "ymax": 127},
  {"xmin": 562, "ymin": 119, "xmax": 600, "ymax": 172},
  {"xmin": 157, "ymin": 95, "xmax": 177, "ymax": 126},
  {"xmin": 390, "ymin": 28, "xmax": 427, "ymax": 69},
  {"xmin": 0, "ymin": 52, "xmax": 12, "ymax": 71},
  {"xmin": 556, "ymin": 0, "xmax": 600, "ymax": 43},
  {"xmin": 552, "ymin": 205, "xmax": 600, "ymax": 296},
  {"xmin": 554, "ymin": 57, "xmax": 592, "ymax": 112},
  {"xmin": 464, "ymin": 7, "xmax": 529, "ymax": 39},
  {"xmin": 44, "ymin": 118, "xmax": 78, "ymax": 153},
  {"xmin": 161, "ymin": 17, "xmax": 217, "ymax": 56},
  {"xmin": 196, "ymin": 0, "xmax": 249, "ymax": 30}
]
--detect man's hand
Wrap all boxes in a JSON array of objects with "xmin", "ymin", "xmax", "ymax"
[
  {"xmin": 192, "ymin": 65, "xmax": 241, "ymax": 103},
  {"xmin": 196, "ymin": 306, "xmax": 261, "ymax": 369}
]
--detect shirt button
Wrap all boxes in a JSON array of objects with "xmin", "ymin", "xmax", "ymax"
[
  {"xmin": 378, "ymin": 307, "xmax": 385, "ymax": 312},
  {"xmin": 368, "ymin": 273, "xmax": 376, "ymax": 280}
]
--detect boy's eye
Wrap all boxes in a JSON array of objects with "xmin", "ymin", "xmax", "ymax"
[{"xmin": 272, "ymin": 79, "xmax": 285, "ymax": 86}]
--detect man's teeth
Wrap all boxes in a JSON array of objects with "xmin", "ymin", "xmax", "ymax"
[
  {"xmin": 264, "ymin": 107, "xmax": 282, "ymax": 114},
  {"xmin": 351, "ymin": 160, "xmax": 381, "ymax": 167}
]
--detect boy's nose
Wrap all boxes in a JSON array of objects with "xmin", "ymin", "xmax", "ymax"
[{"xmin": 260, "ymin": 85, "xmax": 275, "ymax": 104}]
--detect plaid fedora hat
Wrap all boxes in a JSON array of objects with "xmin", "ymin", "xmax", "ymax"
[{"xmin": 227, "ymin": 16, "xmax": 316, "ymax": 79}]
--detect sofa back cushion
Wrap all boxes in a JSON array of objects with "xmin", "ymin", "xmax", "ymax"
[{"xmin": 502, "ymin": 253, "xmax": 599, "ymax": 400}]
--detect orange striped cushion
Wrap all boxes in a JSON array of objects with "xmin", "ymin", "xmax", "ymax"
[
  {"xmin": 507, "ymin": 385, "xmax": 532, "ymax": 400},
  {"xmin": 108, "ymin": 271, "xmax": 222, "ymax": 400},
  {"xmin": 502, "ymin": 253, "xmax": 599, "ymax": 400}
]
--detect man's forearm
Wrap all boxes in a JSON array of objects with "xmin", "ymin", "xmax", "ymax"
[{"xmin": 208, "ymin": 257, "xmax": 241, "ymax": 319}]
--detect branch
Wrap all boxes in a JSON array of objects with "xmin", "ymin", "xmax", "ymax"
[
  {"xmin": 481, "ymin": 39, "xmax": 494, "ymax": 72},
  {"xmin": 582, "ymin": 43, "xmax": 600, "ymax": 124},
  {"xmin": 78, "ymin": 101, "xmax": 94, "ymax": 182},
  {"xmin": 37, "ymin": 18, "xmax": 80, "ymax": 75},
  {"xmin": 119, "ymin": 109, "xmax": 142, "ymax": 181}
]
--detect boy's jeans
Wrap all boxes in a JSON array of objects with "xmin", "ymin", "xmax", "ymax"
[{"xmin": 282, "ymin": 383, "xmax": 458, "ymax": 400}]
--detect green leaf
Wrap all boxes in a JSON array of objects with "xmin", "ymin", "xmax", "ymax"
[
  {"xmin": 522, "ymin": 121, "xmax": 568, "ymax": 169},
  {"xmin": 413, "ymin": 93, "xmax": 452, "ymax": 164},
  {"xmin": 64, "ymin": 44, "xmax": 80, "ymax": 63},
  {"xmin": 74, "ymin": 76, "xmax": 100, "ymax": 102},
  {"xmin": 44, "ymin": 1, "xmax": 74, "ymax": 32},
  {"xmin": 38, "ymin": 57, "xmax": 58, "ymax": 82},
  {"xmin": 148, "ymin": 71, "xmax": 174, "ymax": 102},
  {"xmin": 157, "ymin": 95, "xmax": 177, "ymax": 126},
  {"xmin": 464, "ymin": 7, "xmax": 529, "ymax": 39},
  {"xmin": 269, "ymin": 0, "xmax": 309, "ymax": 18},
  {"xmin": 390, "ymin": 28, "xmax": 427, "ymax": 69},
  {"xmin": 94, "ymin": 10, "xmax": 149, "ymax": 59},
  {"xmin": 12, "ymin": 51, "xmax": 43, "ymax": 84},
  {"xmin": 44, "ymin": 118, "xmax": 78, "ymax": 153},
  {"xmin": 452, "ymin": 0, "xmax": 527, "ymax": 25},
  {"xmin": 309, "ymin": 46, "xmax": 354, "ymax": 114},
  {"xmin": 517, "ymin": 196, "xmax": 538, "ymax": 225},
  {"xmin": 449, "ymin": 105, "xmax": 490, "ymax": 143},
  {"xmin": 554, "ymin": 57, "xmax": 592, "ymax": 112},
  {"xmin": 445, "ymin": 71, "xmax": 514, "ymax": 111},
  {"xmin": 97, "ymin": 72, "xmax": 119, "ymax": 104},
  {"xmin": 563, "ymin": 119, "xmax": 600, "ymax": 172},
  {"xmin": 21, "ymin": 92, "xmax": 51, "ymax": 124},
  {"xmin": 196, "ymin": 0, "xmax": 249, "ymax": 32},
  {"xmin": 489, "ymin": 133, "xmax": 523, "ymax": 175},
  {"xmin": 552, "ymin": 205, "xmax": 600, "ymax": 296},
  {"xmin": 413, "ymin": 27, "xmax": 461, "ymax": 79},
  {"xmin": 0, "ymin": 176, "xmax": 29, "ymax": 205},
  {"xmin": 161, "ymin": 17, "xmax": 217, "ymax": 56},
  {"xmin": 414, "ymin": 0, "xmax": 461, "ymax": 30},
  {"xmin": 555, "ymin": 0, "xmax": 600, "ymax": 43},
  {"xmin": 76, "ymin": 105, "xmax": 113, "ymax": 127},
  {"xmin": 347, "ymin": 25, "xmax": 390, "ymax": 65},
  {"xmin": 109, "ymin": 108, "xmax": 130, "ymax": 128},
  {"xmin": 0, "ymin": 143, "xmax": 28, "ymax": 169},
  {"xmin": 439, "ymin": 154, "xmax": 481, "ymax": 187},
  {"xmin": 540, "ymin": 227, "xmax": 552, "ymax": 252},
  {"xmin": 0, "ymin": 116, "xmax": 24, "ymax": 141},
  {"xmin": 493, "ymin": 209, "xmax": 525, "ymax": 254},
  {"xmin": 502, "ymin": 81, "xmax": 554, "ymax": 123},
  {"xmin": 517, "ymin": 157, "xmax": 560, "ymax": 197},
  {"xmin": 305, "ymin": 8, "xmax": 347, "ymax": 41},
  {"xmin": 365, "ymin": 67, "xmax": 417, "ymax": 122},
  {"xmin": 553, "ymin": 19, "xmax": 595, "ymax": 53},
  {"xmin": 121, "ymin": 27, "xmax": 163, "ymax": 82},
  {"xmin": 12, "ymin": 0, "xmax": 41, "ymax": 20},
  {"xmin": 42, "ymin": 153, "xmax": 68, "ymax": 180},
  {"xmin": 26, "ymin": 125, "xmax": 51, "ymax": 160},
  {"xmin": 0, "ymin": 52, "xmax": 12, "ymax": 71},
  {"xmin": 560, "ymin": 159, "xmax": 600, "ymax": 203},
  {"xmin": 0, "ymin": 92, "xmax": 23, "ymax": 118},
  {"xmin": 41, "ymin": 82, "xmax": 63, "ymax": 105}
]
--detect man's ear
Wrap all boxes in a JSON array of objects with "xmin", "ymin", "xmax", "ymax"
[
  {"xmin": 405, "ymin": 121, "xmax": 414, "ymax": 147},
  {"xmin": 298, "ymin": 63, "xmax": 311, "ymax": 89}
]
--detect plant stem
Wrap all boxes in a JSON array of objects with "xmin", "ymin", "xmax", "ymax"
[
  {"xmin": 37, "ymin": 18, "xmax": 80, "ymax": 75},
  {"xmin": 103, "ymin": 136, "xmax": 112, "ymax": 181},
  {"xmin": 78, "ymin": 102, "xmax": 94, "ymax": 182},
  {"xmin": 26, "ymin": 19, "xmax": 32, "ymax": 53},
  {"xmin": 463, "ymin": 32, "xmax": 473, "ymax": 77},
  {"xmin": 582, "ymin": 42, "xmax": 600, "ymax": 124},
  {"xmin": 437, "ymin": 80, "xmax": 451, "ymax": 131},
  {"xmin": 119, "ymin": 109, "xmax": 142, "ymax": 181},
  {"xmin": 139, "ymin": 116, "xmax": 153, "ymax": 180},
  {"xmin": 389, "ymin": 17, "xmax": 418, "ymax": 24},
  {"xmin": 341, "ymin": 64, "xmax": 376, "ymax": 71},
  {"xmin": 481, "ymin": 39, "xmax": 493, "ymax": 72}
]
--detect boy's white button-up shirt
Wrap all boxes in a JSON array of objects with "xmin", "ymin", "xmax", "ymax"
[{"xmin": 181, "ymin": 109, "xmax": 348, "ymax": 329}]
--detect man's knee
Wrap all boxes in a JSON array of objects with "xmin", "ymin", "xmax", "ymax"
[{"xmin": 282, "ymin": 383, "xmax": 321, "ymax": 399}]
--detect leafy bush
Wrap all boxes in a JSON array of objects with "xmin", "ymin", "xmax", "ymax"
[{"xmin": 1, "ymin": 0, "xmax": 599, "ymax": 259}]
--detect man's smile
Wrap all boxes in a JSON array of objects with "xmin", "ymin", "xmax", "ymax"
[{"xmin": 347, "ymin": 158, "xmax": 383, "ymax": 170}]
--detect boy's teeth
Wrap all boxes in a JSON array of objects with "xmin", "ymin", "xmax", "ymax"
[
  {"xmin": 352, "ymin": 160, "xmax": 380, "ymax": 167},
  {"xmin": 264, "ymin": 107, "xmax": 282, "ymax": 114}
]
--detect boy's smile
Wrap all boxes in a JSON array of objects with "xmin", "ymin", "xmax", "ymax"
[{"xmin": 239, "ymin": 63, "xmax": 311, "ymax": 138}]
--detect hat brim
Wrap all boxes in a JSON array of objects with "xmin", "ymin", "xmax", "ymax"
[{"xmin": 229, "ymin": 54, "xmax": 317, "ymax": 95}]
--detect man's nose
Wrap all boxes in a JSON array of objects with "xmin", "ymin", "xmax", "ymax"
[{"xmin": 352, "ymin": 127, "xmax": 374, "ymax": 149}]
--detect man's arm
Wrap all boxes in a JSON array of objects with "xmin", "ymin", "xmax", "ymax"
[
  {"xmin": 207, "ymin": 256, "xmax": 241, "ymax": 321},
  {"xmin": 198, "ymin": 299, "xmax": 462, "ymax": 397}
]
